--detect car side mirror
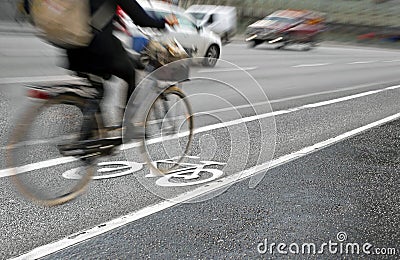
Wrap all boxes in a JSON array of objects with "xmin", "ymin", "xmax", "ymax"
[{"xmin": 196, "ymin": 25, "xmax": 203, "ymax": 32}]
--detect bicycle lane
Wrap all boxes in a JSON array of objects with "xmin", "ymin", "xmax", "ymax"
[
  {"xmin": 40, "ymin": 104, "xmax": 400, "ymax": 259},
  {"xmin": 4, "ymin": 85, "xmax": 400, "ymax": 259}
]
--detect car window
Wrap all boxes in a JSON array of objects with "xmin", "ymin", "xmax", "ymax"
[
  {"xmin": 145, "ymin": 10, "xmax": 197, "ymax": 31},
  {"xmin": 207, "ymin": 14, "xmax": 214, "ymax": 24},
  {"xmin": 146, "ymin": 10, "xmax": 167, "ymax": 20},
  {"xmin": 264, "ymin": 16, "xmax": 300, "ymax": 24},
  {"xmin": 176, "ymin": 15, "xmax": 197, "ymax": 31},
  {"xmin": 188, "ymin": 12, "xmax": 206, "ymax": 21}
]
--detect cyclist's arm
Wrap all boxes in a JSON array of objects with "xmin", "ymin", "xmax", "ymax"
[{"xmin": 118, "ymin": 0, "xmax": 166, "ymax": 28}]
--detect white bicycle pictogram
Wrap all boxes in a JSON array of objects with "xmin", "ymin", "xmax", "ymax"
[
  {"xmin": 148, "ymin": 157, "xmax": 226, "ymax": 187},
  {"xmin": 62, "ymin": 156, "xmax": 226, "ymax": 187}
]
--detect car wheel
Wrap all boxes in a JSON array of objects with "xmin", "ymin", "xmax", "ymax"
[
  {"xmin": 302, "ymin": 43, "xmax": 312, "ymax": 51},
  {"xmin": 222, "ymin": 33, "xmax": 230, "ymax": 45},
  {"xmin": 203, "ymin": 45, "xmax": 220, "ymax": 67},
  {"xmin": 275, "ymin": 41, "xmax": 287, "ymax": 50},
  {"xmin": 248, "ymin": 39, "xmax": 263, "ymax": 48}
]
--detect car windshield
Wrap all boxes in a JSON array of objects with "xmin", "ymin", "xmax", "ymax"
[
  {"xmin": 188, "ymin": 12, "xmax": 206, "ymax": 21},
  {"xmin": 146, "ymin": 10, "xmax": 167, "ymax": 20},
  {"xmin": 264, "ymin": 16, "xmax": 299, "ymax": 24}
]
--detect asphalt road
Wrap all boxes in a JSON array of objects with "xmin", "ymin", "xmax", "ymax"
[{"xmin": 0, "ymin": 34, "xmax": 399, "ymax": 259}]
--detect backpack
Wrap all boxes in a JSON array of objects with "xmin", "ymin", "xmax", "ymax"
[{"xmin": 29, "ymin": 0, "xmax": 116, "ymax": 48}]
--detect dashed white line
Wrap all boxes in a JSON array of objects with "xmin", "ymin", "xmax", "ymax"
[
  {"xmin": 13, "ymin": 111, "xmax": 400, "ymax": 260},
  {"xmin": 382, "ymin": 59, "xmax": 400, "ymax": 63},
  {"xmin": 292, "ymin": 63, "xmax": 330, "ymax": 68},
  {"xmin": 347, "ymin": 60, "xmax": 377, "ymax": 65},
  {"xmin": 198, "ymin": 67, "xmax": 258, "ymax": 73},
  {"xmin": 0, "ymin": 50, "xmax": 58, "ymax": 57},
  {"xmin": 292, "ymin": 59, "xmax": 400, "ymax": 68}
]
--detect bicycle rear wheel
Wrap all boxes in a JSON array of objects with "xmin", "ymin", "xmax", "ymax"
[
  {"xmin": 140, "ymin": 86, "xmax": 194, "ymax": 173},
  {"xmin": 7, "ymin": 94, "xmax": 101, "ymax": 206}
]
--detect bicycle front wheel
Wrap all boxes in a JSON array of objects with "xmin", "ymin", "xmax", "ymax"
[
  {"xmin": 7, "ymin": 95, "xmax": 100, "ymax": 206},
  {"xmin": 140, "ymin": 86, "xmax": 194, "ymax": 174}
]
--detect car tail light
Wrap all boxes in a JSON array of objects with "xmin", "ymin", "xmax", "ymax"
[{"xmin": 27, "ymin": 89, "xmax": 50, "ymax": 99}]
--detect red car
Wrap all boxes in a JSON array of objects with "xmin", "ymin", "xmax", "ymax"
[{"xmin": 245, "ymin": 10, "xmax": 325, "ymax": 49}]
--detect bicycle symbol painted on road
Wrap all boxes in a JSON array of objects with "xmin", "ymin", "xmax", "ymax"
[
  {"xmin": 146, "ymin": 157, "xmax": 226, "ymax": 187},
  {"xmin": 62, "ymin": 161, "xmax": 143, "ymax": 180},
  {"xmin": 62, "ymin": 156, "xmax": 226, "ymax": 187}
]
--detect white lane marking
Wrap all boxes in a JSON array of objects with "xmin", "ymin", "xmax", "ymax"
[
  {"xmin": 382, "ymin": 60, "xmax": 400, "ymax": 63},
  {"xmin": 2, "ymin": 84, "xmax": 400, "ymax": 178},
  {"xmin": 0, "ymin": 80, "xmax": 390, "ymax": 151},
  {"xmin": 0, "ymin": 75, "xmax": 78, "ymax": 85},
  {"xmin": 292, "ymin": 63, "xmax": 330, "ymax": 68},
  {"xmin": 382, "ymin": 59, "xmax": 400, "ymax": 63},
  {"xmin": 62, "ymin": 161, "xmax": 143, "ymax": 180},
  {"xmin": 197, "ymin": 67, "xmax": 258, "ymax": 73},
  {"xmin": 0, "ymin": 50, "xmax": 58, "ymax": 57},
  {"xmin": 0, "ymin": 157, "xmax": 75, "ymax": 178},
  {"xmin": 121, "ymin": 84, "xmax": 400, "ymax": 150},
  {"xmin": 269, "ymin": 82, "xmax": 391, "ymax": 103},
  {"xmin": 13, "ymin": 111, "xmax": 400, "ymax": 260},
  {"xmin": 199, "ymin": 81, "xmax": 391, "ymax": 115},
  {"xmin": 347, "ymin": 60, "xmax": 377, "ymax": 65}
]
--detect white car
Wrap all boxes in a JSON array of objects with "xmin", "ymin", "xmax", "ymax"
[
  {"xmin": 114, "ymin": 0, "xmax": 222, "ymax": 67},
  {"xmin": 185, "ymin": 5, "xmax": 237, "ymax": 44}
]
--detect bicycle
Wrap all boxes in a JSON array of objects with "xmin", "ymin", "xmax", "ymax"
[{"xmin": 6, "ymin": 43, "xmax": 194, "ymax": 206}]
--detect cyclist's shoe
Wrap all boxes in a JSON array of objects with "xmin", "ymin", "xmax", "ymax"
[
  {"xmin": 101, "ymin": 123, "xmax": 144, "ymax": 140},
  {"xmin": 58, "ymin": 137, "xmax": 122, "ymax": 157},
  {"xmin": 105, "ymin": 124, "xmax": 124, "ymax": 138}
]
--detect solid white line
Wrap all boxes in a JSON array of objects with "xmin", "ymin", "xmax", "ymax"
[
  {"xmin": 0, "ymin": 75, "xmax": 78, "ymax": 85},
  {"xmin": 2, "ymin": 84, "xmax": 400, "ymax": 178},
  {"xmin": 197, "ymin": 67, "xmax": 258, "ymax": 73},
  {"xmin": 13, "ymin": 111, "xmax": 400, "ymax": 260},
  {"xmin": 292, "ymin": 63, "xmax": 330, "ymax": 68},
  {"xmin": 0, "ymin": 157, "xmax": 75, "ymax": 178}
]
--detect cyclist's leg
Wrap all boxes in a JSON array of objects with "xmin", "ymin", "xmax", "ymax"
[
  {"xmin": 67, "ymin": 32, "xmax": 138, "ymax": 132},
  {"xmin": 110, "ymin": 46, "xmax": 136, "ymax": 107},
  {"xmin": 79, "ymin": 76, "xmax": 104, "ymax": 140},
  {"xmin": 109, "ymin": 44, "xmax": 147, "ymax": 138}
]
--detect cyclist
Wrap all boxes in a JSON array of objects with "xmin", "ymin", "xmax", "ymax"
[
  {"xmin": 24, "ymin": 0, "xmax": 178, "ymax": 138},
  {"xmin": 68, "ymin": 0, "xmax": 178, "ymax": 137}
]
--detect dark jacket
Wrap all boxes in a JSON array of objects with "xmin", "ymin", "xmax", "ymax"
[{"xmin": 67, "ymin": 0, "xmax": 166, "ymax": 78}]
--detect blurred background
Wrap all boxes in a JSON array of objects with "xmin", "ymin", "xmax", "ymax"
[
  {"xmin": 1, "ymin": 0, "xmax": 399, "ymax": 46},
  {"xmin": 180, "ymin": 0, "xmax": 400, "ymax": 45}
]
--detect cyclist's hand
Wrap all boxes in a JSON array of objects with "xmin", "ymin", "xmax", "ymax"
[{"xmin": 164, "ymin": 14, "xmax": 178, "ymax": 27}]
